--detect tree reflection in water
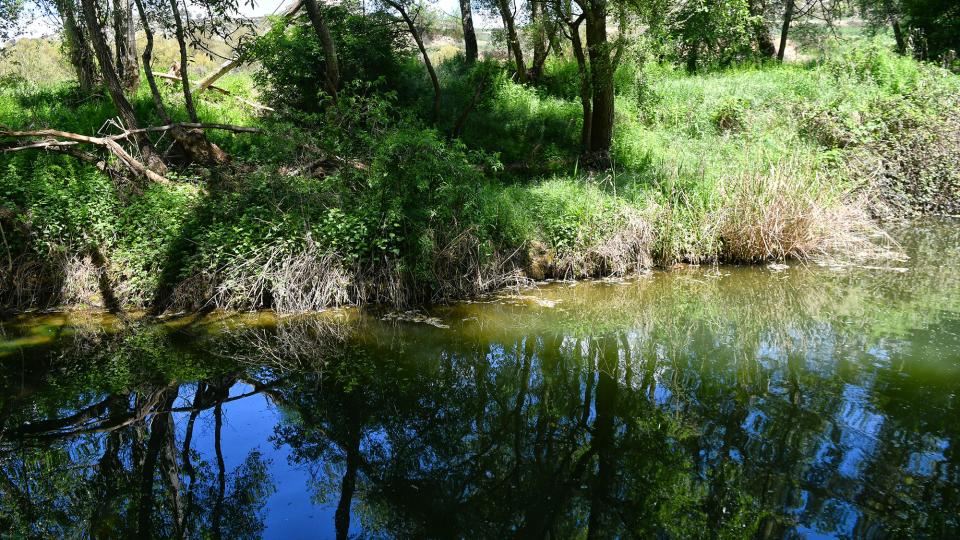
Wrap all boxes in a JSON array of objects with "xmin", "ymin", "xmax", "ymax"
[{"xmin": 1, "ymin": 221, "xmax": 959, "ymax": 538}]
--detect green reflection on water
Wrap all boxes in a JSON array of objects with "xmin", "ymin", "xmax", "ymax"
[{"xmin": 1, "ymin": 219, "xmax": 958, "ymax": 538}]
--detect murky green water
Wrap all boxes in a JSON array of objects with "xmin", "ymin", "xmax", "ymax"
[{"xmin": 2, "ymin": 220, "xmax": 959, "ymax": 539}]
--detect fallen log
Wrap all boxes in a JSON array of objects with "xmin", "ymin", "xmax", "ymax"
[
  {"xmin": 0, "ymin": 123, "xmax": 262, "ymax": 183},
  {"xmin": 1, "ymin": 128, "xmax": 172, "ymax": 184}
]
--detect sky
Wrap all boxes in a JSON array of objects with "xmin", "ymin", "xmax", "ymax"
[{"xmin": 13, "ymin": 0, "xmax": 481, "ymax": 39}]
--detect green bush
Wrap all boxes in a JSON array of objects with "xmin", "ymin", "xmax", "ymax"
[{"xmin": 247, "ymin": 9, "xmax": 413, "ymax": 114}]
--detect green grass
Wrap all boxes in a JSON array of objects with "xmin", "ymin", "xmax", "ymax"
[{"xmin": 1, "ymin": 37, "xmax": 958, "ymax": 313}]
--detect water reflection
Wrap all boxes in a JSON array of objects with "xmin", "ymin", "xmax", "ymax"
[{"xmin": 1, "ymin": 220, "xmax": 959, "ymax": 538}]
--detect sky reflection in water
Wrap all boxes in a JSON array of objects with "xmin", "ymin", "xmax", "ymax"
[{"xmin": 1, "ymin": 220, "xmax": 959, "ymax": 539}]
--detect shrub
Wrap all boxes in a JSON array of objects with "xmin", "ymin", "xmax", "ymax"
[
  {"xmin": 711, "ymin": 97, "xmax": 748, "ymax": 133},
  {"xmin": 247, "ymin": 9, "xmax": 412, "ymax": 113}
]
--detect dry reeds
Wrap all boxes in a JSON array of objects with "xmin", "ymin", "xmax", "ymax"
[
  {"xmin": 170, "ymin": 241, "xmax": 353, "ymax": 313},
  {"xmin": 715, "ymin": 163, "xmax": 897, "ymax": 264}
]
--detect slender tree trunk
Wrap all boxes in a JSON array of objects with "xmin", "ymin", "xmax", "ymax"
[
  {"xmin": 612, "ymin": 4, "xmax": 627, "ymax": 68},
  {"xmin": 212, "ymin": 403, "xmax": 226, "ymax": 540},
  {"xmin": 57, "ymin": 0, "xmax": 98, "ymax": 93},
  {"xmin": 133, "ymin": 0, "xmax": 171, "ymax": 123},
  {"xmin": 584, "ymin": 0, "xmax": 613, "ymax": 165},
  {"xmin": 387, "ymin": 1, "xmax": 441, "ymax": 121},
  {"xmin": 568, "ymin": 17, "xmax": 591, "ymax": 152},
  {"xmin": 529, "ymin": 0, "xmax": 548, "ymax": 80},
  {"xmin": 892, "ymin": 19, "xmax": 906, "ymax": 55},
  {"xmin": 335, "ymin": 410, "xmax": 362, "ymax": 540},
  {"xmin": 496, "ymin": 0, "xmax": 527, "ymax": 83},
  {"xmin": 459, "ymin": 0, "xmax": 478, "ymax": 64},
  {"xmin": 179, "ymin": 384, "xmax": 204, "ymax": 539},
  {"xmin": 586, "ymin": 336, "xmax": 618, "ymax": 538},
  {"xmin": 777, "ymin": 0, "xmax": 795, "ymax": 62},
  {"xmin": 79, "ymin": 0, "xmax": 166, "ymax": 173},
  {"xmin": 686, "ymin": 41, "xmax": 699, "ymax": 72},
  {"xmin": 303, "ymin": 0, "xmax": 341, "ymax": 103},
  {"xmin": 168, "ymin": 0, "xmax": 198, "ymax": 123},
  {"xmin": 138, "ymin": 390, "xmax": 178, "ymax": 538},
  {"xmin": 114, "ymin": 0, "xmax": 139, "ymax": 91}
]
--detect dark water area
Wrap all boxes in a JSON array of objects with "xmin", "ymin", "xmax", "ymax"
[{"xmin": 1, "ymin": 220, "xmax": 959, "ymax": 539}]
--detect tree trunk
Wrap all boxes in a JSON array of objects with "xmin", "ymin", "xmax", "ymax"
[
  {"xmin": 303, "ymin": 0, "xmax": 341, "ymax": 103},
  {"xmin": 334, "ymin": 408, "xmax": 362, "ymax": 540},
  {"xmin": 133, "ymin": 0, "xmax": 171, "ymax": 123},
  {"xmin": 586, "ymin": 335, "xmax": 618, "ymax": 538},
  {"xmin": 114, "ymin": 0, "xmax": 139, "ymax": 91},
  {"xmin": 584, "ymin": 0, "xmax": 613, "ymax": 166},
  {"xmin": 496, "ymin": 0, "xmax": 527, "ymax": 83},
  {"xmin": 387, "ymin": 1, "xmax": 441, "ymax": 122},
  {"xmin": 529, "ymin": 0, "xmax": 548, "ymax": 81},
  {"xmin": 459, "ymin": 0, "xmax": 478, "ymax": 64},
  {"xmin": 892, "ymin": 19, "xmax": 906, "ymax": 55},
  {"xmin": 168, "ymin": 0, "xmax": 198, "ymax": 123},
  {"xmin": 56, "ymin": 0, "xmax": 98, "ymax": 93},
  {"xmin": 568, "ymin": 16, "xmax": 591, "ymax": 152},
  {"xmin": 777, "ymin": 0, "xmax": 795, "ymax": 62},
  {"xmin": 686, "ymin": 41, "xmax": 699, "ymax": 73},
  {"xmin": 79, "ymin": 0, "xmax": 166, "ymax": 174}
]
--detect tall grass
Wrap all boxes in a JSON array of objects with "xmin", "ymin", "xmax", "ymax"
[{"xmin": 2, "ymin": 39, "xmax": 955, "ymax": 313}]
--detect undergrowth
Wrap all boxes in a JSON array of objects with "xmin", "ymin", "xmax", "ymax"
[{"xmin": 1, "ymin": 40, "xmax": 957, "ymax": 313}]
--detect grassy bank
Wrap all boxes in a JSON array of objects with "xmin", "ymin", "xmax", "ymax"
[{"xmin": 1, "ymin": 40, "xmax": 958, "ymax": 314}]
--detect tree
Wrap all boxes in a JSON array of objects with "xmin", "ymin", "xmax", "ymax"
[
  {"xmin": 0, "ymin": 0, "xmax": 23, "ymax": 45},
  {"xmin": 550, "ymin": 0, "xmax": 619, "ymax": 165},
  {"xmin": 494, "ymin": 0, "xmax": 527, "ymax": 83},
  {"xmin": 113, "ymin": 0, "xmax": 139, "ymax": 91},
  {"xmin": 581, "ymin": 0, "xmax": 616, "ymax": 165},
  {"xmin": 528, "ymin": 0, "xmax": 558, "ymax": 81},
  {"xmin": 777, "ymin": 0, "xmax": 795, "ymax": 61},
  {"xmin": 79, "ymin": 0, "xmax": 166, "ymax": 174},
  {"xmin": 303, "ymin": 0, "xmax": 342, "ymax": 102},
  {"xmin": 900, "ymin": 0, "xmax": 959, "ymax": 61},
  {"xmin": 748, "ymin": 0, "xmax": 776, "ymax": 57},
  {"xmin": 167, "ymin": 0, "xmax": 199, "ymax": 123},
  {"xmin": 459, "ymin": 0, "xmax": 479, "ymax": 63},
  {"xmin": 381, "ymin": 0, "xmax": 441, "ymax": 121},
  {"xmin": 556, "ymin": 6, "xmax": 591, "ymax": 151},
  {"xmin": 51, "ymin": 0, "xmax": 98, "ymax": 92},
  {"xmin": 858, "ymin": 0, "xmax": 907, "ymax": 54},
  {"xmin": 669, "ymin": 0, "xmax": 756, "ymax": 71}
]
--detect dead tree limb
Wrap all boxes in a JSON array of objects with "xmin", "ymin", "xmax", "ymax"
[
  {"xmin": 155, "ymin": 73, "xmax": 275, "ymax": 112},
  {"xmin": 0, "ymin": 129, "xmax": 172, "ymax": 184},
  {"xmin": 1, "ymin": 124, "xmax": 258, "ymax": 183}
]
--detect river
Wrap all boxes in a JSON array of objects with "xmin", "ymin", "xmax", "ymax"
[{"xmin": 1, "ymin": 219, "xmax": 958, "ymax": 538}]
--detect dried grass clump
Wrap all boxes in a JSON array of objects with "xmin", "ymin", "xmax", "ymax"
[
  {"xmin": 1, "ymin": 255, "xmax": 59, "ymax": 310},
  {"xmin": 171, "ymin": 241, "xmax": 353, "ymax": 314},
  {"xmin": 716, "ymin": 164, "xmax": 895, "ymax": 263},
  {"xmin": 429, "ymin": 227, "xmax": 530, "ymax": 302},
  {"xmin": 60, "ymin": 254, "xmax": 102, "ymax": 306},
  {"xmin": 525, "ymin": 197, "xmax": 654, "ymax": 280},
  {"xmin": 554, "ymin": 207, "xmax": 653, "ymax": 278}
]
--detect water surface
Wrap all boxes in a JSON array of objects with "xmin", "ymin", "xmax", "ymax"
[{"xmin": 1, "ymin": 220, "xmax": 959, "ymax": 538}]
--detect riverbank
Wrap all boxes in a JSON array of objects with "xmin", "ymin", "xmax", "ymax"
[{"xmin": 2, "ymin": 41, "xmax": 958, "ymax": 314}]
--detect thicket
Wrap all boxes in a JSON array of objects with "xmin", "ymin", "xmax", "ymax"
[{"xmin": 1, "ymin": 2, "xmax": 958, "ymax": 314}]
